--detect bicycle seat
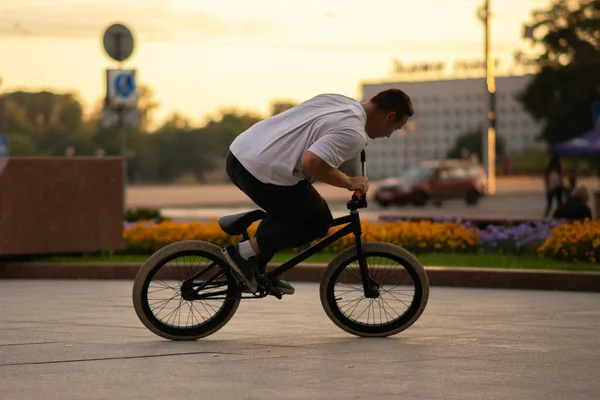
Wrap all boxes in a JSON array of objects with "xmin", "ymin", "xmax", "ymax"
[{"xmin": 218, "ymin": 209, "xmax": 266, "ymax": 235}]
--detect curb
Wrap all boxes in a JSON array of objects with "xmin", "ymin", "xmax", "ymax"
[{"xmin": 1, "ymin": 262, "xmax": 599, "ymax": 292}]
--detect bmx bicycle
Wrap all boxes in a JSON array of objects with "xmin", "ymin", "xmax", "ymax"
[{"xmin": 132, "ymin": 151, "xmax": 430, "ymax": 340}]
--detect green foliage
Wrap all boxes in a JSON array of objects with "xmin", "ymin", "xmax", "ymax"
[
  {"xmin": 3, "ymin": 91, "xmax": 84, "ymax": 155},
  {"xmin": 270, "ymin": 100, "xmax": 298, "ymax": 116},
  {"xmin": 518, "ymin": 0, "xmax": 600, "ymax": 144},
  {"xmin": 124, "ymin": 208, "xmax": 165, "ymax": 223},
  {"xmin": 5, "ymin": 132, "xmax": 39, "ymax": 156},
  {"xmin": 0, "ymin": 87, "xmax": 264, "ymax": 183},
  {"xmin": 446, "ymin": 130, "xmax": 506, "ymax": 162}
]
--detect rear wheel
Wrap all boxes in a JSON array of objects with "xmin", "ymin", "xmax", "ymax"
[
  {"xmin": 412, "ymin": 191, "xmax": 428, "ymax": 207},
  {"xmin": 132, "ymin": 240, "xmax": 241, "ymax": 341},
  {"xmin": 320, "ymin": 242, "xmax": 429, "ymax": 337},
  {"xmin": 465, "ymin": 189, "xmax": 481, "ymax": 205}
]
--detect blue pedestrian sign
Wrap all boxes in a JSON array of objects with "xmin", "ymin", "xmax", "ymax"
[
  {"xmin": 115, "ymin": 73, "xmax": 135, "ymax": 98},
  {"xmin": 106, "ymin": 69, "xmax": 138, "ymax": 108},
  {"xmin": 0, "ymin": 136, "xmax": 8, "ymax": 158}
]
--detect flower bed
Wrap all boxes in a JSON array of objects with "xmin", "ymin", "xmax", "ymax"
[
  {"xmin": 538, "ymin": 219, "xmax": 600, "ymax": 263},
  {"xmin": 122, "ymin": 218, "xmax": 600, "ymax": 264}
]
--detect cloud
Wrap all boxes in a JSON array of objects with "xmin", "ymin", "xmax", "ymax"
[{"xmin": 0, "ymin": 0, "xmax": 277, "ymax": 40}]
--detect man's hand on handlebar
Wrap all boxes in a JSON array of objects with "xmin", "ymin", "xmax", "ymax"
[{"xmin": 348, "ymin": 176, "xmax": 369, "ymax": 195}]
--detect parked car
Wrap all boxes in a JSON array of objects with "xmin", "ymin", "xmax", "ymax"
[{"xmin": 373, "ymin": 159, "xmax": 488, "ymax": 207}]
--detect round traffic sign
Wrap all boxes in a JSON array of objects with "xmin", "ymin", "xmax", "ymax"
[{"xmin": 102, "ymin": 23, "xmax": 135, "ymax": 62}]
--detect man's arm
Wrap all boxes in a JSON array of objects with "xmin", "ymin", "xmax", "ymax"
[
  {"xmin": 301, "ymin": 151, "xmax": 352, "ymax": 189},
  {"xmin": 301, "ymin": 151, "xmax": 369, "ymax": 192}
]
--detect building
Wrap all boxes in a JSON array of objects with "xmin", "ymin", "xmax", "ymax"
[{"xmin": 360, "ymin": 74, "xmax": 544, "ymax": 179}]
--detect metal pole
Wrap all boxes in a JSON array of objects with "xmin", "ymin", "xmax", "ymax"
[
  {"xmin": 484, "ymin": 0, "xmax": 496, "ymax": 195},
  {"xmin": 114, "ymin": 32, "xmax": 128, "ymax": 213}
]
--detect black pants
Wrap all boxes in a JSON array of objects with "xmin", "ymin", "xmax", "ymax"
[
  {"xmin": 544, "ymin": 187, "xmax": 563, "ymax": 217},
  {"xmin": 225, "ymin": 152, "xmax": 333, "ymax": 270}
]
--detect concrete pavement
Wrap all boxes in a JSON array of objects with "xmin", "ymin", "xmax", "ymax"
[
  {"xmin": 1, "ymin": 281, "xmax": 599, "ymax": 399},
  {"xmin": 126, "ymin": 176, "xmax": 600, "ymax": 209}
]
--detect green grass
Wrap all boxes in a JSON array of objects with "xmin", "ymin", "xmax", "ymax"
[{"xmin": 37, "ymin": 252, "xmax": 600, "ymax": 272}]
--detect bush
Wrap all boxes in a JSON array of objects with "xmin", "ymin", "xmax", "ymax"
[
  {"xmin": 124, "ymin": 208, "xmax": 165, "ymax": 223},
  {"xmin": 537, "ymin": 219, "xmax": 600, "ymax": 263},
  {"xmin": 121, "ymin": 218, "xmax": 599, "ymax": 264},
  {"xmin": 477, "ymin": 220, "xmax": 563, "ymax": 254},
  {"xmin": 123, "ymin": 219, "xmax": 479, "ymax": 255}
]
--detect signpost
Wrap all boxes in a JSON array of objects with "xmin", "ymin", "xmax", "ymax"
[{"xmin": 102, "ymin": 23, "xmax": 136, "ymax": 214}]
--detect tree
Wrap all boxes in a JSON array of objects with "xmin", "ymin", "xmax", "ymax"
[
  {"xmin": 202, "ymin": 109, "xmax": 262, "ymax": 156},
  {"xmin": 446, "ymin": 130, "xmax": 506, "ymax": 162},
  {"xmin": 518, "ymin": 0, "xmax": 600, "ymax": 144},
  {"xmin": 137, "ymin": 84, "xmax": 160, "ymax": 132},
  {"xmin": 2, "ymin": 90, "xmax": 85, "ymax": 155},
  {"xmin": 5, "ymin": 132, "xmax": 38, "ymax": 156},
  {"xmin": 270, "ymin": 100, "xmax": 298, "ymax": 116},
  {"xmin": 156, "ymin": 112, "xmax": 191, "ymax": 132}
]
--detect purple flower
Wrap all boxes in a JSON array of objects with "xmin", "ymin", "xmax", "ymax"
[{"xmin": 476, "ymin": 220, "xmax": 562, "ymax": 254}]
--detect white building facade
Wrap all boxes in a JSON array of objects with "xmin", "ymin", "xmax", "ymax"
[{"xmin": 361, "ymin": 74, "xmax": 544, "ymax": 179}]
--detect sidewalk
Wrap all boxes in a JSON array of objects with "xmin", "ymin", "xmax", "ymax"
[{"xmin": 1, "ymin": 281, "xmax": 599, "ymax": 400}]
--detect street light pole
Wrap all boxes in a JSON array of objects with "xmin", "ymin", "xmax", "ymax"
[{"xmin": 482, "ymin": 0, "xmax": 496, "ymax": 195}]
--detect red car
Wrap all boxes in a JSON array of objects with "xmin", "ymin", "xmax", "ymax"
[{"xmin": 373, "ymin": 160, "xmax": 488, "ymax": 207}]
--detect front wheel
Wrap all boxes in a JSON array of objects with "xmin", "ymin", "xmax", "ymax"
[
  {"xmin": 132, "ymin": 240, "xmax": 242, "ymax": 341},
  {"xmin": 320, "ymin": 242, "xmax": 429, "ymax": 337}
]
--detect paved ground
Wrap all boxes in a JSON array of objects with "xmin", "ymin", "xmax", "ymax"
[
  {"xmin": 1, "ymin": 281, "xmax": 598, "ymax": 399},
  {"xmin": 160, "ymin": 192, "xmax": 598, "ymax": 221},
  {"xmin": 126, "ymin": 176, "xmax": 599, "ymax": 208},
  {"xmin": 127, "ymin": 177, "xmax": 599, "ymax": 221}
]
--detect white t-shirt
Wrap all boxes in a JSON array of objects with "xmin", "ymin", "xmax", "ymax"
[{"xmin": 229, "ymin": 94, "xmax": 368, "ymax": 186}]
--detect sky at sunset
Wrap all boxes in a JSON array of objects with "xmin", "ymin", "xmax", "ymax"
[{"xmin": 0, "ymin": 0, "xmax": 551, "ymax": 127}]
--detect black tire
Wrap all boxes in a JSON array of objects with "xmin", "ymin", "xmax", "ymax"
[
  {"xmin": 465, "ymin": 189, "xmax": 481, "ymax": 205},
  {"xmin": 319, "ymin": 242, "xmax": 429, "ymax": 337},
  {"xmin": 132, "ymin": 240, "xmax": 241, "ymax": 341},
  {"xmin": 377, "ymin": 199, "xmax": 391, "ymax": 208},
  {"xmin": 412, "ymin": 191, "xmax": 428, "ymax": 207}
]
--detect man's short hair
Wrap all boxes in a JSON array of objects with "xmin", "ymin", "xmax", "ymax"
[{"xmin": 369, "ymin": 88, "xmax": 414, "ymax": 120}]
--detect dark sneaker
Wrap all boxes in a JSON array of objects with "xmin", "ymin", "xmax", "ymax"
[
  {"xmin": 222, "ymin": 244, "xmax": 258, "ymax": 293},
  {"xmin": 272, "ymin": 278, "xmax": 295, "ymax": 295}
]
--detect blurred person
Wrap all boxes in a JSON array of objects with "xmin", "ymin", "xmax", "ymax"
[
  {"xmin": 543, "ymin": 154, "xmax": 564, "ymax": 217},
  {"xmin": 223, "ymin": 89, "xmax": 414, "ymax": 294},
  {"xmin": 553, "ymin": 185, "xmax": 592, "ymax": 221},
  {"xmin": 566, "ymin": 169, "xmax": 577, "ymax": 199}
]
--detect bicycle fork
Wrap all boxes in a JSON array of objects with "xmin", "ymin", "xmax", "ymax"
[{"xmin": 351, "ymin": 210, "xmax": 379, "ymax": 299}]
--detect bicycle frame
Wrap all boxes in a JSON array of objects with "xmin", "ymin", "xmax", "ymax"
[
  {"xmin": 264, "ymin": 149, "xmax": 375, "ymax": 296},
  {"xmin": 264, "ymin": 202, "xmax": 377, "ymax": 298},
  {"xmin": 186, "ymin": 149, "xmax": 378, "ymax": 299},
  {"xmin": 264, "ymin": 212, "xmax": 360, "ymax": 278}
]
